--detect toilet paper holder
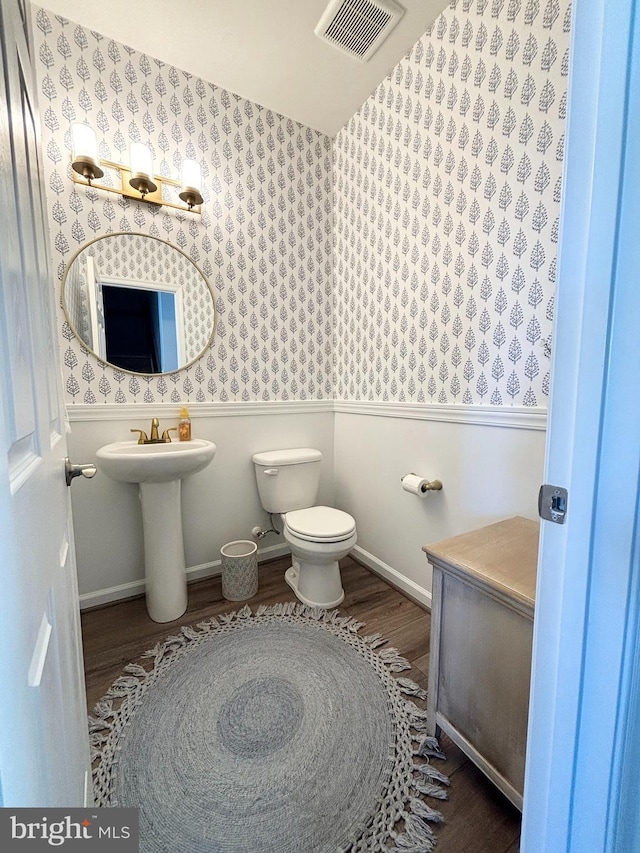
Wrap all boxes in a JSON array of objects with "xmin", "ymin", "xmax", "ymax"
[{"xmin": 401, "ymin": 473, "xmax": 443, "ymax": 492}]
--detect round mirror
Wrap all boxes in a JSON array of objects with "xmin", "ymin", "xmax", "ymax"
[{"xmin": 62, "ymin": 232, "xmax": 216, "ymax": 375}]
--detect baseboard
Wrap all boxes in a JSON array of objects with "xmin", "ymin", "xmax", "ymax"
[
  {"xmin": 186, "ymin": 542, "xmax": 289, "ymax": 583},
  {"xmin": 78, "ymin": 542, "xmax": 290, "ymax": 610},
  {"xmin": 351, "ymin": 545, "xmax": 432, "ymax": 610},
  {"xmin": 79, "ymin": 578, "xmax": 146, "ymax": 610},
  {"xmin": 78, "ymin": 542, "xmax": 429, "ymax": 611}
]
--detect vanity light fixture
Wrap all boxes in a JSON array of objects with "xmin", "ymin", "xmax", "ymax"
[{"xmin": 69, "ymin": 121, "xmax": 203, "ymax": 214}]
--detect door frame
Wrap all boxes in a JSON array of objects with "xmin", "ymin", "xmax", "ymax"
[{"xmin": 521, "ymin": 0, "xmax": 640, "ymax": 850}]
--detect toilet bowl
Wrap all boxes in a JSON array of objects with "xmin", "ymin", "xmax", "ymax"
[
  {"xmin": 252, "ymin": 448, "xmax": 357, "ymax": 609},
  {"xmin": 282, "ymin": 506, "xmax": 357, "ymax": 608}
]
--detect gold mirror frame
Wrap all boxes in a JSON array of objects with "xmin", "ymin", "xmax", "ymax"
[{"xmin": 61, "ymin": 232, "xmax": 217, "ymax": 376}]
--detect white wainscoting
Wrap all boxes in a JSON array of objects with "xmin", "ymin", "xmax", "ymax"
[
  {"xmin": 68, "ymin": 399, "xmax": 546, "ymax": 610},
  {"xmin": 68, "ymin": 402, "xmax": 334, "ymax": 608},
  {"xmin": 333, "ymin": 402, "xmax": 547, "ymax": 604}
]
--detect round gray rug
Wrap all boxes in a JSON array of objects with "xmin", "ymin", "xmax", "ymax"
[{"xmin": 90, "ymin": 603, "xmax": 448, "ymax": 852}]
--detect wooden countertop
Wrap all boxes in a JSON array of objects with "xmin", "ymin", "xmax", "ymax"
[{"xmin": 423, "ymin": 516, "xmax": 540, "ymax": 609}]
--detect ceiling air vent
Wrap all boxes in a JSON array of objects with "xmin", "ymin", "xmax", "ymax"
[{"xmin": 315, "ymin": 0, "xmax": 405, "ymax": 62}]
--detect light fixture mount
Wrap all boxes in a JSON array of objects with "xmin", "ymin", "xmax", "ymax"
[
  {"xmin": 71, "ymin": 155, "xmax": 104, "ymax": 184},
  {"xmin": 129, "ymin": 173, "xmax": 159, "ymax": 198},
  {"xmin": 178, "ymin": 188, "xmax": 204, "ymax": 209}
]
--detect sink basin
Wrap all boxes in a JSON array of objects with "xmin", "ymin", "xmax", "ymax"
[
  {"xmin": 96, "ymin": 439, "xmax": 216, "ymax": 484},
  {"xmin": 95, "ymin": 438, "xmax": 216, "ymax": 623}
]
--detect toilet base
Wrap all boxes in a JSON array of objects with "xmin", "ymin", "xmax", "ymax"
[{"xmin": 285, "ymin": 559, "xmax": 345, "ymax": 609}]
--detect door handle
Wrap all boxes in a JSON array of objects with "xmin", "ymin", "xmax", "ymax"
[{"xmin": 65, "ymin": 458, "xmax": 97, "ymax": 487}]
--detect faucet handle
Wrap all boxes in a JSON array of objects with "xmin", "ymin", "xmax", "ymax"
[
  {"xmin": 161, "ymin": 427, "xmax": 178, "ymax": 442},
  {"xmin": 130, "ymin": 429, "xmax": 148, "ymax": 444}
]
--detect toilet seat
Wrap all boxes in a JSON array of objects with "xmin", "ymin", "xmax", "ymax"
[{"xmin": 284, "ymin": 506, "xmax": 356, "ymax": 543}]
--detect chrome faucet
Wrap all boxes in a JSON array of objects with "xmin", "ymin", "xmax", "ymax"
[{"xmin": 131, "ymin": 418, "xmax": 177, "ymax": 444}]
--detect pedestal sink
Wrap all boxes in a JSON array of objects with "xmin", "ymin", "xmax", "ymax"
[{"xmin": 96, "ymin": 439, "xmax": 216, "ymax": 622}]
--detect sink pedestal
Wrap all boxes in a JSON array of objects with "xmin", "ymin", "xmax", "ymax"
[
  {"xmin": 139, "ymin": 480, "xmax": 188, "ymax": 622},
  {"xmin": 95, "ymin": 437, "xmax": 216, "ymax": 623}
]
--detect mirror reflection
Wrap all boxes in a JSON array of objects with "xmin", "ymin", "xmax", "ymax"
[{"xmin": 62, "ymin": 232, "xmax": 216, "ymax": 374}]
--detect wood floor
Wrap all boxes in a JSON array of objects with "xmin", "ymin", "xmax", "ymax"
[{"xmin": 81, "ymin": 555, "xmax": 521, "ymax": 852}]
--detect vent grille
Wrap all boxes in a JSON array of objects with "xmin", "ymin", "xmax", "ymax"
[{"xmin": 315, "ymin": 0, "xmax": 404, "ymax": 62}]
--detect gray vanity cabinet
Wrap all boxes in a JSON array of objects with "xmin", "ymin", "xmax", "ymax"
[{"xmin": 423, "ymin": 516, "xmax": 539, "ymax": 811}]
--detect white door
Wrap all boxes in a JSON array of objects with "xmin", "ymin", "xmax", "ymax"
[
  {"xmin": 0, "ymin": 0, "xmax": 92, "ymax": 806},
  {"xmin": 521, "ymin": 0, "xmax": 640, "ymax": 850}
]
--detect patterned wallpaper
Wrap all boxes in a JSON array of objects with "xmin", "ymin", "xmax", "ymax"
[
  {"xmin": 333, "ymin": 0, "xmax": 570, "ymax": 405},
  {"xmin": 32, "ymin": 7, "xmax": 333, "ymax": 404},
  {"xmin": 33, "ymin": 0, "xmax": 570, "ymax": 409},
  {"xmin": 64, "ymin": 252, "xmax": 90, "ymax": 346}
]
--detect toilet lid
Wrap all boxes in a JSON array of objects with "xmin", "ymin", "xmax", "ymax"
[{"xmin": 285, "ymin": 506, "xmax": 356, "ymax": 542}]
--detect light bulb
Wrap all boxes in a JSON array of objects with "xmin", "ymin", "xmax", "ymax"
[
  {"xmin": 70, "ymin": 122, "xmax": 103, "ymax": 182},
  {"xmin": 179, "ymin": 159, "xmax": 203, "ymax": 208},
  {"xmin": 129, "ymin": 142, "xmax": 157, "ymax": 197}
]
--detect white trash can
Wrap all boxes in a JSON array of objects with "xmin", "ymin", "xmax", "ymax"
[{"xmin": 221, "ymin": 540, "xmax": 259, "ymax": 601}]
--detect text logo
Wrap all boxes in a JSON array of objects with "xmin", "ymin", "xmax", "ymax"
[{"xmin": 0, "ymin": 809, "xmax": 138, "ymax": 850}]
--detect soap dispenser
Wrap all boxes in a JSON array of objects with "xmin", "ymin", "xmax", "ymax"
[{"xmin": 178, "ymin": 406, "xmax": 191, "ymax": 441}]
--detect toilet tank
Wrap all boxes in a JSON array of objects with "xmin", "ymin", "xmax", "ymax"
[{"xmin": 252, "ymin": 448, "xmax": 322, "ymax": 513}]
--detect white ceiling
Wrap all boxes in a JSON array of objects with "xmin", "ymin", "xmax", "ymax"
[{"xmin": 36, "ymin": 0, "xmax": 451, "ymax": 136}]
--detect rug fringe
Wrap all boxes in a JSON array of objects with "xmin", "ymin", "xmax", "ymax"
[
  {"xmin": 377, "ymin": 647, "xmax": 411, "ymax": 672},
  {"xmin": 396, "ymin": 677, "xmax": 428, "ymax": 700},
  {"xmin": 90, "ymin": 699, "xmax": 114, "ymax": 721},
  {"xmin": 413, "ymin": 778, "xmax": 449, "ymax": 800},
  {"xmin": 123, "ymin": 663, "xmax": 149, "ymax": 678},
  {"xmin": 415, "ymin": 763, "xmax": 450, "ymax": 786},
  {"xmin": 410, "ymin": 797, "xmax": 445, "ymax": 824},
  {"xmin": 415, "ymin": 735, "xmax": 447, "ymax": 762},
  {"xmin": 388, "ymin": 812, "xmax": 438, "ymax": 852},
  {"xmin": 362, "ymin": 632, "xmax": 388, "ymax": 649},
  {"xmin": 105, "ymin": 675, "xmax": 146, "ymax": 697}
]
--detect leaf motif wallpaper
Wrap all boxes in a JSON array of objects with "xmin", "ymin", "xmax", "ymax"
[
  {"xmin": 33, "ymin": 0, "xmax": 571, "ymax": 409},
  {"xmin": 33, "ymin": 7, "xmax": 333, "ymax": 404},
  {"xmin": 333, "ymin": 0, "xmax": 570, "ymax": 405}
]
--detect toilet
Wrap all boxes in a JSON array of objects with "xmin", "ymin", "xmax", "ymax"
[{"xmin": 252, "ymin": 448, "xmax": 357, "ymax": 608}]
